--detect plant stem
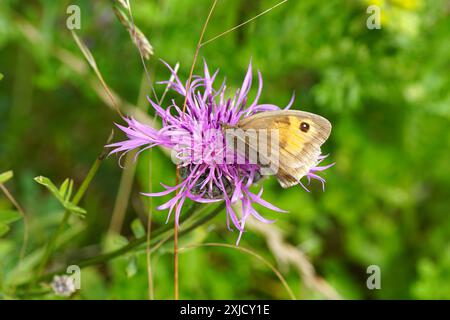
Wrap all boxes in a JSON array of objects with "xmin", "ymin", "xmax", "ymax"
[
  {"xmin": 174, "ymin": 0, "xmax": 218, "ymax": 301},
  {"xmin": 174, "ymin": 215, "xmax": 179, "ymax": 299},
  {"xmin": 32, "ymin": 210, "xmax": 71, "ymax": 285},
  {"xmin": 27, "ymin": 202, "xmax": 223, "ymax": 288},
  {"xmin": 200, "ymin": 0, "xmax": 289, "ymax": 47},
  {"xmin": 179, "ymin": 243, "xmax": 297, "ymax": 300},
  {"xmin": 72, "ymin": 156, "xmax": 104, "ymax": 206},
  {"xmin": 32, "ymin": 139, "xmax": 109, "ymax": 286},
  {"xmin": 108, "ymin": 150, "xmax": 137, "ymax": 234},
  {"xmin": 0, "ymin": 184, "xmax": 29, "ymax": 264}
]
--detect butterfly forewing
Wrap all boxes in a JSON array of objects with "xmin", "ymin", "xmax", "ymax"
[{"xmin": 237, "ymin": 110, "xmax": 331, "ymax": 188}]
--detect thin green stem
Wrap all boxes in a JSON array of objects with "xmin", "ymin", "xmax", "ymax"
[
  {"xmin": 72, "ymin": 156, "xmax": 104, "ymax": 205},
  {"xmin": 0, "ymin": 183, "xmax": 29, "ymax": 264},
  {"xmin": 200, "ymin": 0, "xmax": 289, "ymax": 47},
  {"xmin": 32, "ymin": 211, "xmax": 71, "ymax": 285},
  {"xmin": 32, "ymin": 138, "xmax": 109, "ymax": 286},
  {"xmin": 179, "ymin": 243, "xmax": 297, "ymax": 300},
  {"xmin": 108, "ymin": 150, "xmax": 137, "ymax": 234},
  {"xmin": 174, "ymin": 0, "xmax": 218, "ymax": 301},
  {"xmin": 25, "ymin": 202, "xmax": 223, "ymax": 289}
]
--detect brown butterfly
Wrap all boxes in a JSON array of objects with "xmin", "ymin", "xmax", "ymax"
[{"xmin": 225, "ymin": 110, "xmax": 332, "ymax": 188}]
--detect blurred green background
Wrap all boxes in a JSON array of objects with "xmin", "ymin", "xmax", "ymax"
[{"xmin": 0, "ymin": 0, "xmax": 449, "ymax": 299}]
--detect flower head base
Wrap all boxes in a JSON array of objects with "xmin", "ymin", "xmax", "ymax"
[{"xmin": 108, "ymin": 61, "xmax": 333, "ymax": 244}]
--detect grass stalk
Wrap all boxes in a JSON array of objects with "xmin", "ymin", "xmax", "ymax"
[
  {"xmin": 31, "ymin": 134, "xmax": 112, "ymax": 287},
  {"xmin": 22, "ymin": 202, "xmax": 223, "ymax": 291}
]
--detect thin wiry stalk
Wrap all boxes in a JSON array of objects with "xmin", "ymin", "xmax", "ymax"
[
  {"xmin": 71, "ymin": 31, "xmax": 123, "ymax": 118},
  {"xmin": 147, "ymin": 203, "xmax": 208, "ymax": 254},
  {"xmin": 123, "ymin": 0, "xmax": 158, "ymax": 100},
  {"xmin": 174, "ymin": 0, "xmax": 218, "ymax": 300},
  {"xmin": 32, "ymin": 133, "xmax": 113, "ymax": 287},
  {"xmin": 111, "ymin": 0, "xmax": 177, "ymax": 299},
  {"xmin": 0, "ymin": 184, "xmax": 29, "ymax": 266},
  {"xmin": 178, "ymin": 243, "xmax": 296, "ymax": 300},
  {"xmin": 247, "ymin": 219, "xmax": 342, "ymax": 299},
  {"xmin": 117, "ymin": 1, "xmax": 160, "ymax": 299},
  {"xmin": 145, "ymin": 72, "xmax": 156, "ymax": 300},
  {"xmin": 142, "ymin": 62, "xmax": 179, "ymax": 300},
  {"xmin": 108, "ymin": 149, "xmax": 138, "ymax": 234},
  {"xmin": 13, "ymin": 14, "xmax": 151, "ymax": 123},
  {"xmin": 181, "ymin": 0, "xmax": 218, "ymax": 115},
  {"xmin": 19, "ymin": 202, "xmax": 222, "ymax": 293},
  {"xmin": 146, "ymin": 160, "xmax": 155, "ymax": 300},
  {"xmin": 108, "ymin": 23, "xmax": 158, "ymax": 233},
  {"xmin": 113, "ymin": 2, "xmax": 154, "ymax": 59},
  {"xmin": 108, "ymin": 72, "xmax": 149, "ymax": 234},
  {"xmin": 201, "ymin": 0, "xmax": 289, "ymax": 47}
]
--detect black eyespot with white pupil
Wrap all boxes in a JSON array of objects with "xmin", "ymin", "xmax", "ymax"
[{"xmin": 300, "ymin": 122, "xmax": 310, "ymax": 133}]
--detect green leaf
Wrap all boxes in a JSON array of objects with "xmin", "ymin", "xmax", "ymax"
[
  {"xmin": 59, "ymin": 178, "xmax": 70, "ymax": 200},
  {"xmin": 34, "ymin": 176, "xmax": 86, "ymax": 217},
  {"xmin": 64, "ymin": 202, "xmax": 87, "ymax": 217},
  {"xmin": 34, "ymin": 176, "xmax": 63, "ymax": 202},
  {"xmin": 0, "ymin": 224, "xmax": 10, "ymax": 237},
  {"xmin": 131, "ymin": 218, "xmax": 145, "ymax": 238},
  {"xmin": 66, "ymin": 180, "xmax": 74, "ymax": 202},
  {"xmin": 0, "ymin": 73, "xmax": 3, "ymax": 81},
  {"xmin": 59, "ymin": 178, "xmax": 75, "ymax": 202},
  {"xmin": 0, "ymin": 210, "xmax": 22, "ymax": 224},
  {"xmin": 0, "ymin": 170, "xmax": 13, "ymax": 184}
]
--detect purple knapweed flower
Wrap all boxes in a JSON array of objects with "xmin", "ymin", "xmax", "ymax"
[{"xmin": 107, "ymin": 61, "xmax": 332, "ymax": 244}]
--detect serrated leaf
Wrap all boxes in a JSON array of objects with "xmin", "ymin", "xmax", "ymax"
[
  {"xmin": 131, "ymin": 218, "xmax": 145, "ymax": 238},
  {"xmin": 0, "ymin": 170, "xmax": 13, "ymax": 184},
  {"xmin": 0, "ymin": 210, "xmax": 22, "ymax": 224},
  {"xmin": 0, "ymin": 224, "xmax": 10, "ymax": 237}
]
